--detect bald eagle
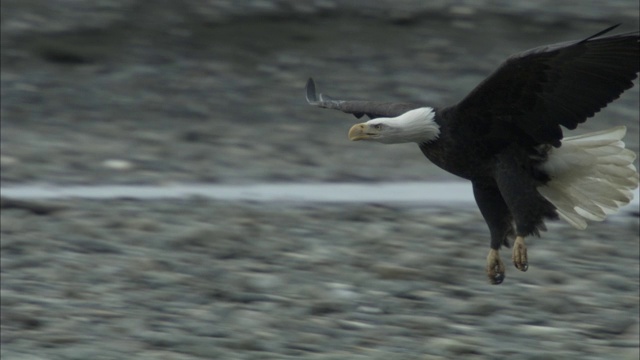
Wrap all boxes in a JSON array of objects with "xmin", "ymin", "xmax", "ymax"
[{"xmin": 306, "ymin": 24, "xmax": 639, "ymax": 284}]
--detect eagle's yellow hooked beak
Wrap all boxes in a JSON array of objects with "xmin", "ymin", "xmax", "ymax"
[{"xmin": 348, "ymin": 123, "xmax": 374, "ymax": 141}]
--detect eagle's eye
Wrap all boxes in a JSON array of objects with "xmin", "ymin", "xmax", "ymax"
[{"xmin": 373, "ymin": 124, "xmax": 383, "ymax": 130}]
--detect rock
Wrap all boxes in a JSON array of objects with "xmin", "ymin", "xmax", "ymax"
[
  {"xmin": 101, "ymin": 159, "xmax": 134, "ymax": 171},
  {"xmin": 370, "ymin": 262, "xmax": 423, "ymax": 280}
]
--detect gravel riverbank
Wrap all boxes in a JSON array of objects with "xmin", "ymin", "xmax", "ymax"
[{"xmin": 1, "ymin": 199, "xmax": 639, "ymax": 359}]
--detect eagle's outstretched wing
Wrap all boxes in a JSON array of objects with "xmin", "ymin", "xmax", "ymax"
[
  {"xmin": 454, "ymin": 24, "xmax": 640, "ymax": 147},
  {"xmin": 305, "ymin": 78, "xmax": 422, "ymax": 119}
]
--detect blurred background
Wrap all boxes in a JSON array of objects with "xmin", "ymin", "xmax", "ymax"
[
  {"xmin": 1, "ymin": 1, "xmax": 639, "ymax": 359},
  {"xmin": 1, "ymin": 0, "xmax": 638, "ymax": 184}
]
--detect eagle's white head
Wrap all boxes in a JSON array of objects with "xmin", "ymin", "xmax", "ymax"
[{"xmin": 348, "ymin": 107, "xmax": 440, "ymax": 144}]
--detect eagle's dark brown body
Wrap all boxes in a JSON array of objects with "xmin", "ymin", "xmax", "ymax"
[{"xmin": 419, "ymin": 106, "xmax": 557, "ymax": 248}]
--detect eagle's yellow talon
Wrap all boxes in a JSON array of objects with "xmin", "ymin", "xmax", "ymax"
[
  {"xmin": 512, "ymin": 236, "xmax": 528, "ymax": 272},
  {"xmin": 486, "ymin": 249, "xmax": 506, "ymax": 285}
]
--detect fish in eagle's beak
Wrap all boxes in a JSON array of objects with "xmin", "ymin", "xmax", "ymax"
[{"xmin": 348, "ymin": 123, "xmax": 378, "ymax": 141}]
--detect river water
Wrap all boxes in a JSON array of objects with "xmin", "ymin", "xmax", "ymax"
[{"xmin": 2, "ymin": 182, "xmax": 638, "ymax": 212}]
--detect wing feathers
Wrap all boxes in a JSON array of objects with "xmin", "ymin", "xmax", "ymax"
[
  {"xmin": 456, "ymin": 27, "xmax": 639, "ymax": 146},
  {"xmin": 305, "ymin": 78, "xmax": 422, "ymax": 119}
]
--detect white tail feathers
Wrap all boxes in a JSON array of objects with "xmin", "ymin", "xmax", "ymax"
[{"xmin": 537, "ymin": 126, "xmax": 639, "ymax": 230}]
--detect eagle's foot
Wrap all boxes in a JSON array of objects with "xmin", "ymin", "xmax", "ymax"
[
  {"xmin": 486, "ymin": 249, "xmax": 505, "ymax": 285},
  {"xmin": 512, "ymin": 236, "xmax": 528, "ymax": 272}
]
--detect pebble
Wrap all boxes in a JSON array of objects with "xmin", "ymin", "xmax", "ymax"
[
  {"xmin": 370, "ymin": 262, "xmax": 423, "ymax": 280},
  {"xmin": 101, "ymin": 159, "xmax": 134, "ymax": 171},
  {"xmin": 337, "ymin": 319, "xmax": 376, "ymax": 330},
  {"xmin": 0, "ymin": 155, "xmax": 19, "ymax": 166}
]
